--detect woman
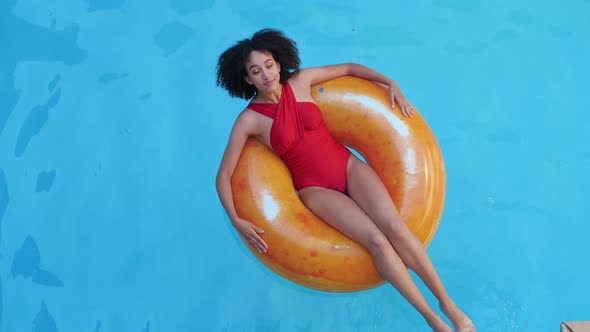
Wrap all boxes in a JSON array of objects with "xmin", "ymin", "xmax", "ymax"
[{"xmin": 215, "ymin": 28, "xmax": 476, "ymax": 332}]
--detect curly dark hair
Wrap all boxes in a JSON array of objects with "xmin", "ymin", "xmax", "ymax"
[{"xmin": 216, "ymin": 28, "xmax": 301, "ymax": 100}]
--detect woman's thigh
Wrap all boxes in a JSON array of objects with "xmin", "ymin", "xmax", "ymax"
[
  {"xmin": 346, "ymin": 156, "xmax": 405, "ymax": 234},
  {"xmin": 298, "ymin": 186, "xmax": 386, "ymax": 249}
]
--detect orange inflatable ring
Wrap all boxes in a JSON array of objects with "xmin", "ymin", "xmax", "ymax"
[{"xmin": 231, "ymin": 76, "xmax": 446, "ymax": 292}]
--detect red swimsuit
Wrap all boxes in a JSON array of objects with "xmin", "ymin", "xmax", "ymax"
[{"xmin": 248, "ymin": 82, "xmax": 351, "ymax": 194}]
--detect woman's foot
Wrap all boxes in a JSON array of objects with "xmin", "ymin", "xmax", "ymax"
[{"xmin": 439, "ymin": 302, "xmax": 476, "ymax": 332}]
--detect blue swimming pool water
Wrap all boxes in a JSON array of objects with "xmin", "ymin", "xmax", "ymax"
[{"xmin": 1, "ymin": 0, "xmax": 589, "ymax": 331}]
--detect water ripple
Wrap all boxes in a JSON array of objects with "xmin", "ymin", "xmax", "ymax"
[
  {"xmin": 33, "ymin": 301, "xmax": 58, "ymax": 332},
  {"xmin": 140, "ymin": 320, "xmax": 151, "ymax": 332},
  {"xmin": 436, "ymin": 262, "xmax": 523, "ymax": 331},
  {"xmin": 15, "ymin": 88, "xmax": 61, "ymax": 158},
  {"xmin": 10, "ymin": 235, "xmax": 64, "ymax": 287},
  {"xmin": 0, "ymin": 5, "xmax": 86, "ymax": 135},
  {"xmin": 138, "ymin": 92, "xmax": 152, "ymax": 101},
  {"xmin": 486, "ymin": 197, "xmax": 552, "ymax": 217},
  {"xmin": 451, "ymin": 120, "xmax": 523, "ymax": 144},
  {"xmin": 0, "ymin": 170, "xmax": 8, "ymax": 249},
  {"xmin": 305, "ymin": 25, "xmax": 422, "ymax": 48},
  {"xmin": 99, "ymin": 72, "xmax": 129, "ymax": 85},
  {"xmin": 85, "ymin": 0, "xmax": 125, "ymax": 12},
  {"xmin": 153, "ymin": 22, "xmax": 193, "ymax": 57},
  {"xmin": 507, "ymin": 10, "xmax": 571, "ymax": 38},
  {"xmin": 0, "ymin": 275, "xmax": 3, "ymax": 331},
  {"xmin": 445, "ymin": 29, "xmax": 520, "ymax": 55},
  {"xmin": 48, "ymin": 75, "xmax": 60, "ymax": 93},
  {"xmin": 36, "ymin": 170, "xmax": 56, "ymax": 193},
  {"xmin": 170, "ymin": 0, "xmax": 214, "ymax": 15},
  {"xmin": 432, "ymin": 0, "xmax": 482, "ymax": 12}
]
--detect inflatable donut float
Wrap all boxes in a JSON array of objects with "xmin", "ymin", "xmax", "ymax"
[{"xmin": 231, "ymin": 76, "xmax": 446, "ymax": 292}]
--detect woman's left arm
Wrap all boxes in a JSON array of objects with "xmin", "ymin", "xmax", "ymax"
[{"xmin": 298, "ymin": 62, "xmax": 415, "ymax": 117}]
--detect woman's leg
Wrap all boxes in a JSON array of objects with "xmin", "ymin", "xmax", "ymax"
[
  {"xmin": 298, "ymin": 186, "xmax": 453, "ymax": 332},
  {"xmin": 345, "ymin": 156, "xmax": 475, "ymax": 332}
]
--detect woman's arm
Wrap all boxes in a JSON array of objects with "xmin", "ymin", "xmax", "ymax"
[
  {"xmin": 216, "ymin": 111, "xmax": 268, "ymax": 253},
  {"xmin": 298, "ymin": 63, "xmax": 415, "ymax": 117}
]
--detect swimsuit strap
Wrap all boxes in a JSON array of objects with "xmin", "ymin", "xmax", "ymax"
[
  {"xmin": 247, "ymin": 102, "xmax": 276, "ymax": 118},
  {"xmin": 274, "ymin": 82, "xmax": 304, "ymax": 149},
  {"xmin": 247, "ymin": 83, "xmax": 305, "ymax": 153}
]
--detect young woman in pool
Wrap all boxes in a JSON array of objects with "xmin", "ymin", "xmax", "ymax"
[{"xmin": 215, "ymin": 28, "xmax": 476, "ymax": 332}]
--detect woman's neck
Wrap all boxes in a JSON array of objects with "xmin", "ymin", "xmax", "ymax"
[{"xmin": 254, "ymin": 83, "xmax": 283, "ymax": 103}]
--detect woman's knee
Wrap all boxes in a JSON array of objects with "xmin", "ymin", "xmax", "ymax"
[
  {"xmin": 381, "ymin": 216, "xmax": 411, "ymax": 241},
  {"xmin": 363, "ymin": 231, "xmax": 391, "ymax": 254}
]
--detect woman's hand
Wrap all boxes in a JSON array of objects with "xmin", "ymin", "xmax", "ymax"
[
  {"xmin": 389, "ymin": 81, "xmax": 415, "ymax": 118},
  {"xmin": 232, "ymin": 218, "xmax": 268, "ymax": 254}
]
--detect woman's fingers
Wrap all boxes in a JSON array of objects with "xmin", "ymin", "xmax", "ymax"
[
  {"xmin": 248, "ymin": 229, "xmax": 268, "ymax": 253},
  {"xmin": 403, "ymin": 101, "xmax": 414, "ymax": 117},
  {"xmin": 249, "ymin": 239, "xmax": 265, "ymax": 253},
  {"xmin": 252, "ymin": 224, "xmax": 264, "ymax": 234},
  {"xmin": 397, "ymin": 96, "xmax": 414, "ymax": 118},
  {"xmin": 392, "ymin": 91, "xmax": 414, "ymax": 118}
]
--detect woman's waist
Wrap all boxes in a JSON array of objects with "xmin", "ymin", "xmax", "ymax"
[{"xmin": 279, "ymin": 134, "xmax": 350, "ymax": 168}]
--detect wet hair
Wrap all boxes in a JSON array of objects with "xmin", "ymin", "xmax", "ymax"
[{"xmin": 216, "ymin": 28, "xmax": 301, "ymax": 100}]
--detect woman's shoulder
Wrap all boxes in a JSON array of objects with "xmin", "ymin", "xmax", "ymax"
[
  {"xmin": 226, "ymin": 107, "xmax": 264, "ymax": 135},
  {"xmin": 287, "ymin": 69, "xmax": 313, "ymax": 91},
  {"xmin": 239, "ymin": 106, "xmax": 261, "ymax": 117},
  {"xmin": 239, "ymin": 105, "xmax": 271, "ymax": 123}
]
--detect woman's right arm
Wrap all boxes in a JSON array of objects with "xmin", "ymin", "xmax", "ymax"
[{"xmin": 215, "ymin": 110, "xmax": 268, "ymax": 253}]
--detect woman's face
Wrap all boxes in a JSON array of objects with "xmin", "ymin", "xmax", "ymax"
[{"xmin": 244, "ymin": 50, "xmax": 281, "ymax": 92}]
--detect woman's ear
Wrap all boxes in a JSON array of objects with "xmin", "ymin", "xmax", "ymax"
[{"xmin": 244, "ymin": 75, "xmax": 253, "ymax": 85}]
